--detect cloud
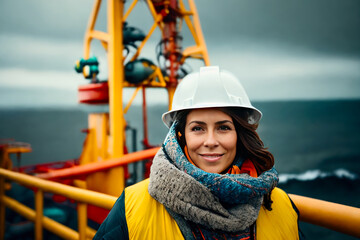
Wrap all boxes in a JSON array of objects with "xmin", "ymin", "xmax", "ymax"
[
  {"xmin": 208, "ymin": 41, "xmax": 360, "ymax": 100},
  {"xmin": 0, "ymin": 87, "xmax": 78, "ymax": 108},
  {"xmin": 198, "ymin": 0, "xmax": 360, "ymax": 56},
  {"xmin": 0, "ymin": 68, "xmax": 82, "ymax": 91},
  {"xmin": 0, "ymin": 0, "xmax": 359, "ymax": 108},
  {"xmin": 0, "ymin": 0, "xmax": 92, "ymax": 40},
  {"xmin": 0, "ymin": 33, "xmax": 83, "ymax": 72}
]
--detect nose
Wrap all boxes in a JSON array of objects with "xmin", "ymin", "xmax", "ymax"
[{"xmin": 203, "ymin": 132, "xmax": 219, "ymax": 148}]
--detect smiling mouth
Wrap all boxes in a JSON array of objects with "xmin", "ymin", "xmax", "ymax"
[{"xmin": 199, "ymin": 154, "xmax": 224, "ymax": 162}]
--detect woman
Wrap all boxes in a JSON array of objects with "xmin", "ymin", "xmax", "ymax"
[{"xmin": 94, "ymin": 66, "xmax": 300, "ymax": 239}]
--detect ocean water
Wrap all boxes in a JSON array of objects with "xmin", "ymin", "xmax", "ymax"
[{"xmin": 1, "ymin": 100, "xmax": 360, "ymax": 239}]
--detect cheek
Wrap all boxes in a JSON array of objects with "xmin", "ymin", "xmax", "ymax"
[
  {"xmin": 224, "ymin": 133, "xmax": 237, "ymax": 152},
  {"xmin": 185, "ymin": 133, "xmax": 203, "ymax": 151}
]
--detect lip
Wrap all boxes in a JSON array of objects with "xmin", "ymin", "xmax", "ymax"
[{"xmin": 199, "ymin": 153, "xmax": 224, "ymax": 162}]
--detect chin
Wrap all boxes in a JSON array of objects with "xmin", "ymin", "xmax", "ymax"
[{"xmin": 201, "ymin": 166, "xmax": 225, "ymax": 174}]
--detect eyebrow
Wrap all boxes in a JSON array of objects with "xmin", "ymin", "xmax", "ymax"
[
  {"xmin": 187, "ymin": 120, "xmax": 234, "ymax": 126},
  {"xmin": 216, "ymin": 120, "xmax": 234, "ymax": 125}
]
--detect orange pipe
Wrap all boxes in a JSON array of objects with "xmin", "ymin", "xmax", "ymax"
[
  {"xmin": 36, "ymin": 147, "xmax": 160, "ymax": 180},
  {"xmin": 289, "ymin": 194, "xmax": 360, "ymax": 238}
]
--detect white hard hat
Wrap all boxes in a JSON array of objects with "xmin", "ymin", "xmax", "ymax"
[{"xmin": 162, "ymin": 66, "xmax": 262, "ymax": 128}]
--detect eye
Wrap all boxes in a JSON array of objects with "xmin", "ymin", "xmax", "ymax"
[
  {"xmin": 191, "ymin": 126, "xmax": 203, "ymax": 132},
  {"xmin": 218, "ymin": 125, "xmax": 232, "ymax": 131}
]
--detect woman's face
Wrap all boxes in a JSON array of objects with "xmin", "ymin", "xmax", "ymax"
[{"xmin": 184, "ymin": 108, "xmax": 237, "ymax": 173}]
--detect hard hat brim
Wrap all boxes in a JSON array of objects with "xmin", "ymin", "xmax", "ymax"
[{"xmin": 162, "ymin": 104, "xmax": 262, "ymax": 128}]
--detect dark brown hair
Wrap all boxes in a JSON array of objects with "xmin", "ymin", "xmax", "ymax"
[{"xmin": 174, "ymin": 107, "xmax": 274, "ymax": 175}]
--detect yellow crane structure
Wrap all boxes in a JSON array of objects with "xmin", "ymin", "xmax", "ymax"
[{"xmin": 0, "ymin": 0, "xmax": 359, "ymax": 239}]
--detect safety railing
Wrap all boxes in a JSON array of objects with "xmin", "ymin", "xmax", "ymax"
[
  {"xmin": 1, "ymin": 149, "xmax": 360, "ymax": 239},
  {"xmin": 0, "ymin": 168, "xmax": 117, "ymax": 240},
  {"xmin": 0, "ymin": 147, "xmax": 160, "ymax": 240}
]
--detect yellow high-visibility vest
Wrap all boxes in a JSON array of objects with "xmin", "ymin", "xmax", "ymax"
[{"xmin": 125, "ymin": 179, "xmax": 299, "ymax": 240}]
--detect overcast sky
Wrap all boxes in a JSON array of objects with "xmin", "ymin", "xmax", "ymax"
[{"xmin": 0, "ymin": 0, "xmax": 359, "ymax": 108}]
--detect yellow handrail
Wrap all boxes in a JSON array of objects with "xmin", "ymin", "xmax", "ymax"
[
  {"xmin": 0, "ymin": 168, "xmax": 117, "ymax": 239},
  {"xmin": 2, "ymin": 168, "xmax": 360, "ymax": 239},
  {"xmin": 2, "ymin": 195, "xmax": 79, "ymax": 239},
  {"xmin": 0, "ymin": 169, "xmax": 117, "ymax": 208},
  {"xmin": 289, "ymin": 194, "xmax": 360, "ymax": 238},
  {"xmin": 0, "ymin": 169, "xmax": 116, "ymax": 209}
]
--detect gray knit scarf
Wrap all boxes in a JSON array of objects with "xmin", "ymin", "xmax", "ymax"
[{"xmin": 148, "ymin": 122, "xmax": 278, "ymax": 236}]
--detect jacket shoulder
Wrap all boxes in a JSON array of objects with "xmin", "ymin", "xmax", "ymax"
[
  {"xmin": 125, "ymin": 179, "xmax": 184, "ymax": 240},
  {"xmin": 93, "ymin": 191, "xmax": 129, "ymax": 240},
  {"xmin": 256, "ymin": 187, "xmax": 299, "ymax": 240}
]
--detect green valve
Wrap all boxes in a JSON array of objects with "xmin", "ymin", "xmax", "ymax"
[
  {"xmin": 74, "ymin": 56, "xmax": 99, "ymax": 80},
  {"xmin": 74, "ymin": 56, "xmax": 99, "ymax": 73},
  {"xmin": 83, "ymin": 65, "xmax": 99, "ymax": 79}
]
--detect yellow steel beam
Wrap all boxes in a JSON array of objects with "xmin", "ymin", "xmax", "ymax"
[
  {"xmin": 123, "ymin": 0, "xmax": 139, "ymax": 21},
  {"xmin": 108, "ymin": 0, "xmax": 125, "ymax": 159},
  {"xmin": 84, "ymin": 0, "xmax": 103, "ymax": 59},
  {"xmin": 187, "ymin": 0, "xmax": 210, "ymax": 66},
  {"xmin": 144, "ymin": 67, "xmax": 167, "ymax": 87},
  {"xmin": 107, "ymin": 0, "xmax": 126, "ymax": 195},
  {"xmin": 130, "ymin": 14, "xmax": 163, "ymax": 62},
  {"xmin": 179, "ymin": 0, "xmax": 199, "ymax": 45},
  {"xmin": 124, "ymin": 86, "xmax": 142, "ymax": 114},
  {"xmin": 88, "ymin": 30, "xmax": 110, "ymax": 42},
  {"xmin": 146, "ymin": 0, "xmax": 164, "ymax": 31}
]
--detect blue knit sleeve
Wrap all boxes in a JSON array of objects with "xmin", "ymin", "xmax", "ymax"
[{"xmin": 93, "ymin": 191, "xmax": 129, "ymax": 240}]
